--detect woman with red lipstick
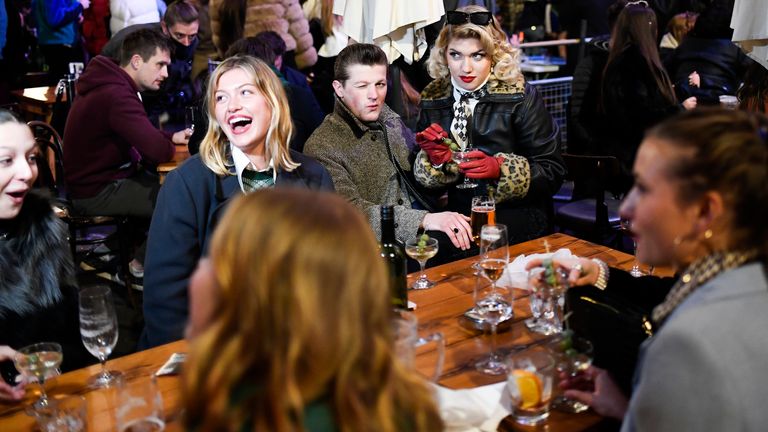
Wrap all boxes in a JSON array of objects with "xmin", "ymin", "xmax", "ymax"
[
  {"xmin": 527, "ymin": 108, "xmax": 768, "ymax": 429},
  {"xmin": 142, "ymin": 56, "xmax": 334, "ymax": 348},
  {"xmin": 414, "ymin": 5, "xmax": 566, "ymax": 245},
  {"xmin": 0, "ymin": 109, "xmax": 93, "ymax": 391}
]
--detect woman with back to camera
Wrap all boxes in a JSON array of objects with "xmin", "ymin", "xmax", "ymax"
[
  {"xmin": 595, "ymin": 0, "xmax": 695, "ymax": 194},
  {"xmin": 142, "ymin": 56, "xmax": 333, "ymax": 349},
  {"xmin": 414, "ymin": 5, "xmax": 566, "ymax": 245},
  {"xmin": 183, "ymin": 189, "xmax": 443, "ymax": 431},
  {"xmin": 0, "ymin": 110, "xmax": 92, "ymax": 399},
  {"xmin": 530, "ymin": 108, "xmax": 768, "ymax": 430}
]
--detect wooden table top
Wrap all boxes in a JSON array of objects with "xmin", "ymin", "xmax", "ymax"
[
  {"xmin": 11, "ymin": 86, "xmax": 59, "ymax": 105},
  {"xmin": 157, "ymin": 144, "xmax": 191, "ymax": 183},
  {"xmin": 0, "ymin": 233, "xmax": 660, "ymax": 431}
]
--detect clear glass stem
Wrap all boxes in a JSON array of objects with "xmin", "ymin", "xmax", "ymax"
[
  {"xmin": 489, "ymin": 323, "xmax": 499, "ymax": 363},
  {"xmin": 631, "ymin": 240, "xmax": 643, "ymax": 276},
  {"xmin": 99, "ymin": 356, "xmax": 109, "ymax": 379},
  {"xmin": 37, "ymin": 378, "xmax": 49, "ymax": 405},
  {"xmin": 418, "ymin": 260, "xmax": 427, "ymax": 283}
]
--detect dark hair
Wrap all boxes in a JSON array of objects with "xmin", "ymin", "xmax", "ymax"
[
  {"xmin": 216, "ymin": 0, "xmax": 246, "ymax": 56},
  {"xmin": 164, "ymin": 0, "xmax": 199, "ymax": 27},
  {"xmin": 603, "ymin": 4, "xmax": 676, "ymax": 106},
  {"xmin": 119, "ymin": 28, "xmax": 174, "ymax": 66},
  {"xmin": 647, "ymin": 108, "xmax": 768, "ymax": 261},
  {"xmin": 254, "ymin": 31, "xmax": 286, "ymax": 58},
  {"xmin": 225, "ymin": 37, "xmax": 275, "ymax": 64},
  {"xmin": 333, "ymin": 43, "xmax": 388, "ymax": 83},
  {"xmin": 689, "ymin": 0, "xmax": 733, "ymax": 39},
  {"xmin": 607, "ymin": 0, "xmax": 628, "ymax": 30},
  {"xmin": 0, "ymin": 108, "xmax": 23, "ymax": 125},
  {"xmin": 738, "ymin": 62, "xmax": 768, "ymax": 113}
]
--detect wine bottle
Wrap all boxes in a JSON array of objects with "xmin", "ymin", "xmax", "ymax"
[{"xmin": 380, "ymin": 206, "xmax": 408, "ymax": 309}]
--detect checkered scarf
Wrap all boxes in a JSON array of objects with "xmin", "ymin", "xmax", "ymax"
[
  {"xmin": 450, "ymin": 85, "xmax": 488, "ymax": 150},
  {"xmin": 242, "ymin": 167, "xmax": 275, "ymax": 192},
  {"xmin": 652, "ymin": 249, "xmax": 759, "ymax": 324}
]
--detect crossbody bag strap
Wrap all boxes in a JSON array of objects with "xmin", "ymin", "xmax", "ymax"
[{"xmin": 379, "ymin": 122, "xmax": 436, "ymax": 213}]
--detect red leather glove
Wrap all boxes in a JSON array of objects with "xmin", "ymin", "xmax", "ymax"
[
  {"xmin": 458, "ymin": 150, "xmax": 502, "ymax": 179},
  {"xmin": 416, "ymin": 123, "xmax": 452, "ymax": 166}
]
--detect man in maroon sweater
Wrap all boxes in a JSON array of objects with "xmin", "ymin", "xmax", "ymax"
[{"xmin": 63, "ymin": 28, "xmax": 190, "ymax": 280}]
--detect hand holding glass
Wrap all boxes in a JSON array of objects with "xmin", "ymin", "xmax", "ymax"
[
  {"xmin": 549, "ymin": 333, "xmax": 594, "ymax": 413},
  {"xmin": 453, "ymin": 150, "xmax": 478, "ymax": 189},
  {"xmin": 405, "ymin": 237, "xmax": 439, "ymax": 289},
  {"xmin": 527, "ymin": 265, "xmax": 569, "ymax": 335},
  {"xmin": 13, "ymin": 342, "xmax": 62, "ymax": 409}
]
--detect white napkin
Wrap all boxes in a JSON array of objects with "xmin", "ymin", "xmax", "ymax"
[
  {"xmin": 432, "ymin": 382, "xmax": 513, "ymax": 432},
  {"xmin": 496, "ymin": 248, "xmax": 575, "ymax": 289}
]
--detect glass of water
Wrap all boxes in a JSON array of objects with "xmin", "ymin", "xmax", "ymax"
[
  {"xmin": 79, "ymin": 285, "xmax": 121, "ymax": 388},
  {"xmin": 116, "ymin": 375, "xmax": 166, "ymax": 432}
]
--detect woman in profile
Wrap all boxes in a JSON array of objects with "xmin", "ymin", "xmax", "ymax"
[
  {"xmin": 533, "ymin": 108, "xmax": 768, "ymax": 430},
  {"xmin": 142, "ymin": 56, "xmax": 333, "ymax": 348},
  {"xmin": 182, "ymin": 189, "xmax": 443, "ymax": 431}
]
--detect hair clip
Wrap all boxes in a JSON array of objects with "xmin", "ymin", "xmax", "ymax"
[{"xmin": 627, "ymin": 0, "xmax": 649, "ymax": 6}]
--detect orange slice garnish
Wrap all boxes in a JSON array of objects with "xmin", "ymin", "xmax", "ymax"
[{"xmin": 511, "ymin": 369, "xmax": 543, "ymax": 409}]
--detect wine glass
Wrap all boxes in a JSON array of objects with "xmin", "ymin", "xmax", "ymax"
[
  {"xmin": 549, "ymin": 333, "xmax": 594, "ymax": 413},
  {"xmin": 184, "ymin": 106, "xmax": 196, "ymax": 133},
  {"xmin": 79, "ymin": 285, "xmax": 121, "ymax": 387},
  {"xmin": 405, "ymin": 236, "xmax": 439, "ymax": 289},
  {"xmin": 452, "ymin": 150, "xmax": 478, "ymax": 189},
  {"xmin": 474, "ymin": 275, "xmax": 514, "ymax": 375},
  {"xmin": 478, "ymin": 224, "xmax": 509, "ymax": 289},
  {"xmin": 524, "ymin": 285, "xmax": 547, "ymax": 334},
  {"xmin": 527, "ymin": 264, "xmax": 569, "ymax": 335},
  {"xmin": 620, "ymin": 219, "xmax": 644, "ymax": 277},
  {"xmin": 13, "ymin": 342, "xmax": 63, "ymax": 409}
]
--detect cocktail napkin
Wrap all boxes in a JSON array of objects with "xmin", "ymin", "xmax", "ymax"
[
  {"xmin": 431, "ymin": 381, "xmax": 512, "ymax": 432},
  {"xmin": 496, "ymin": 248, "xmax": 575, "ymax": 289}
]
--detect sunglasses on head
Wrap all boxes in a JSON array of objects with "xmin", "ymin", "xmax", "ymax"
[{"xmin": 445, "ymin": 11, "xmax": 493, "ymax": 26}]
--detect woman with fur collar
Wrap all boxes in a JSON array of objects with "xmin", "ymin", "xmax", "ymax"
[
  {"xmin": 0, "ymin": 110, "xmax": 92, "ymax": 401},
  {"xmin": 414, "ymin": 5, "xmax": 565, "ymax": 245}
]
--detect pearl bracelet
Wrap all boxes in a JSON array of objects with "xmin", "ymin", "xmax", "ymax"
[{"xmin": 591, "ymin": 258, "xmax": 609, "ymax": 290}]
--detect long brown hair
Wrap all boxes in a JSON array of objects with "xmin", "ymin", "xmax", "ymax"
[
  {"xmin": 182, "ymin": 189, "xmax": 443, "ymax": 432},
  {"xmin": 603, "ymin": 3, "xmax": 676, "ymax": 106},
  {"xmin": 647, "ymin": 108, "xmax": 768, "ymax": 262}
]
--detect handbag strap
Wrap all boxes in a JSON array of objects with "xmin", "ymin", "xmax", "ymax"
[{"xmin": 378, "ymin": 121, "xmax": 436, "ymax": 213}]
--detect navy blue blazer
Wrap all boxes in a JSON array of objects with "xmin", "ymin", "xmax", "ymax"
[{"xmin": 140, "ymin": 151, "xmax": 334, "ymax": 348}]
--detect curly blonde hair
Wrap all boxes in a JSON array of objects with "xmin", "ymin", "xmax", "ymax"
[
  {"xmin": 183, "ymin": 189, "xmax": 444, "ymax": 432},
  {"xmin": 427, "ymin": 5, "xmax": 522, "ymax": 88},
  {"xmin": 199, "ymin": 55, "xmax": 299, "ymax": 176}
]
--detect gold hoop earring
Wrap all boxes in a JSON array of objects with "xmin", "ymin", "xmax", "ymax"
[
  {"xmin": 673, "ymin": 236, "xmax": 682, "ymax": 246},
  {"xmin": 704, "ymin": 229, "xmax": 713, "ymax": 239}
]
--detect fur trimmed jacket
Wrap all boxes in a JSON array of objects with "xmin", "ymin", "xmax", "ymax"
[
  {"xmin": 210, "ymin": 0, "xmax": 317, "ymax": 69},
  {"xmin": 0, "ymin": 191, "xmax": 92, "ymax": 378},
  {"xmin": 416, "ymin": 76, "xmax": 566, "ymax": 244}
]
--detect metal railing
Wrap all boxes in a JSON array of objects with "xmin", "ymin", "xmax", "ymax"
[{"xmin": 529, "ymin": 76, "xmax": 573, "ymax": 151}]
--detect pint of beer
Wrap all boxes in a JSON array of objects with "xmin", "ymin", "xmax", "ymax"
[{"xmin": 471, "ymin": 196, "xmax": 496, "ymax": 245}]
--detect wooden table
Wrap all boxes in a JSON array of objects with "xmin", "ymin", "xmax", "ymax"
[
  {"xmin": 11, "ymin": 86, "xmax": 60, "ymax": 122},
  {"xmin": 157, "ymin": 144, "xmax": 190, "ymax": 183},
  {"xmin": 0, "ymin": 233, "xmax": 661, "ymax": 431}
]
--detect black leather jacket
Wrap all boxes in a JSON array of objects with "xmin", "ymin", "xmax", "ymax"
[{"xmin": 417, "ymin": 77, "xmax": 566, "ymax": 241}]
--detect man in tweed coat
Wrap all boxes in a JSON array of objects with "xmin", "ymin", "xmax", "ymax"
[{"xmin": 305, "ymin": 44, "xmax": 473, "ymax": 261}]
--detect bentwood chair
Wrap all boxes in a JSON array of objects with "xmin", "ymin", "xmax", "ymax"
[
  {"xmin": 28, "ymin": 121, "xmax": 136, "ymax": 304},
  {"xmin": 555, "ymin": 154, "xmax": 623, "ymax": 246}
]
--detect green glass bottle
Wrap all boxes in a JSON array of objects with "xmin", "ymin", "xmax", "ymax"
[{"xmin": 380, "ymin": 206, "xmax": 408, "ymax": 309}]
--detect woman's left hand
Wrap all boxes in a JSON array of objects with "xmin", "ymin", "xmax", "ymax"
[
  {"xmin": 525, "ymin": 257, "xmax": 600, "ymax": 287},
  {"xmin": 458, "ymin": 150, "xmax": 501, "ymax": 179},
  {"xmin": 563, "ymin": 366, "xmax": 629, "ymax": 420}
]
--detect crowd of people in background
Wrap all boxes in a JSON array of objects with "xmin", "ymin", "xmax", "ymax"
[{"xmin": 1, "ymin": 0, "xmax": 768, "ymax": 430}]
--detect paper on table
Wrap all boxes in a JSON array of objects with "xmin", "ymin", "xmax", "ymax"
[
  {"xmin": 432, "ymin": 381, "xmax": 512, "ymax": 432},
  {"xmin": 496, "ymin": 248, "xmax": 575, "ymax": 289}
]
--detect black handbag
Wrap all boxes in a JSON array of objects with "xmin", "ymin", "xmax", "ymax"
[{"xmin": 565, "ymin": 285, "xmax": 655, "ymax": 396}]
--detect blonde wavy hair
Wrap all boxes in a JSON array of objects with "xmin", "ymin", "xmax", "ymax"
[
  {"xmin": 427, "ymin": 5, "xmax": 523, "ymax": 88},
  {"xmin": 182, "ymin": 189, "xmax": 443, "ymax": 432},
  {"xmin": 199, "ymin": 55, "xmax": 299, "ymax": 176}
]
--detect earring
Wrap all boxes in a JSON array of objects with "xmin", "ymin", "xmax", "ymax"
[
  {"xmin": 704, "ymin": 229, "xmax": 713, "ymax": 239},
  {"xmin": 673, "ymin": 236, "xmax": 682, "ymax": 246}
]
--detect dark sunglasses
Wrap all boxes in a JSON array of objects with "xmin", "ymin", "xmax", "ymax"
[{"xmin": 445, "ymin": 11, "xmax": 493, "ymax": 26}]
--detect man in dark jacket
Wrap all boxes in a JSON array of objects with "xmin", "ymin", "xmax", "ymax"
[{"xmin": 63, "ymin": 28, "xmax": 190, "ymax": 279}]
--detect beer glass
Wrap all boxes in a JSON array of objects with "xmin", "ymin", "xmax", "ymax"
[{"xmin": 470, "ymin": 195, "xmax": 496, "ymax": 246}]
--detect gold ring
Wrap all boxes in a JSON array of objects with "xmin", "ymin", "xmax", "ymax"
[{"xmin": 573, "ymin": 263, "xmax": 584, "ymax": 276}]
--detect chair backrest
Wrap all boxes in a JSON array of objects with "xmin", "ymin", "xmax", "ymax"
[
  {"xmin": 561, "ymin": 153, "xmax": 621, "ymax": 236},
  {"xmin": 28, "ymin": 120, "xmax": 67, "ymax": 202}
]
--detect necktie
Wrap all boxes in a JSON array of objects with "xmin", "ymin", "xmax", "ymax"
[
  {"xmin": 242, "ymin": 167, "xmax": 275, "ymax": 192},
  {"xmin": 450, "ymin": 85, "xmax": 488, "ymax": 150}
]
